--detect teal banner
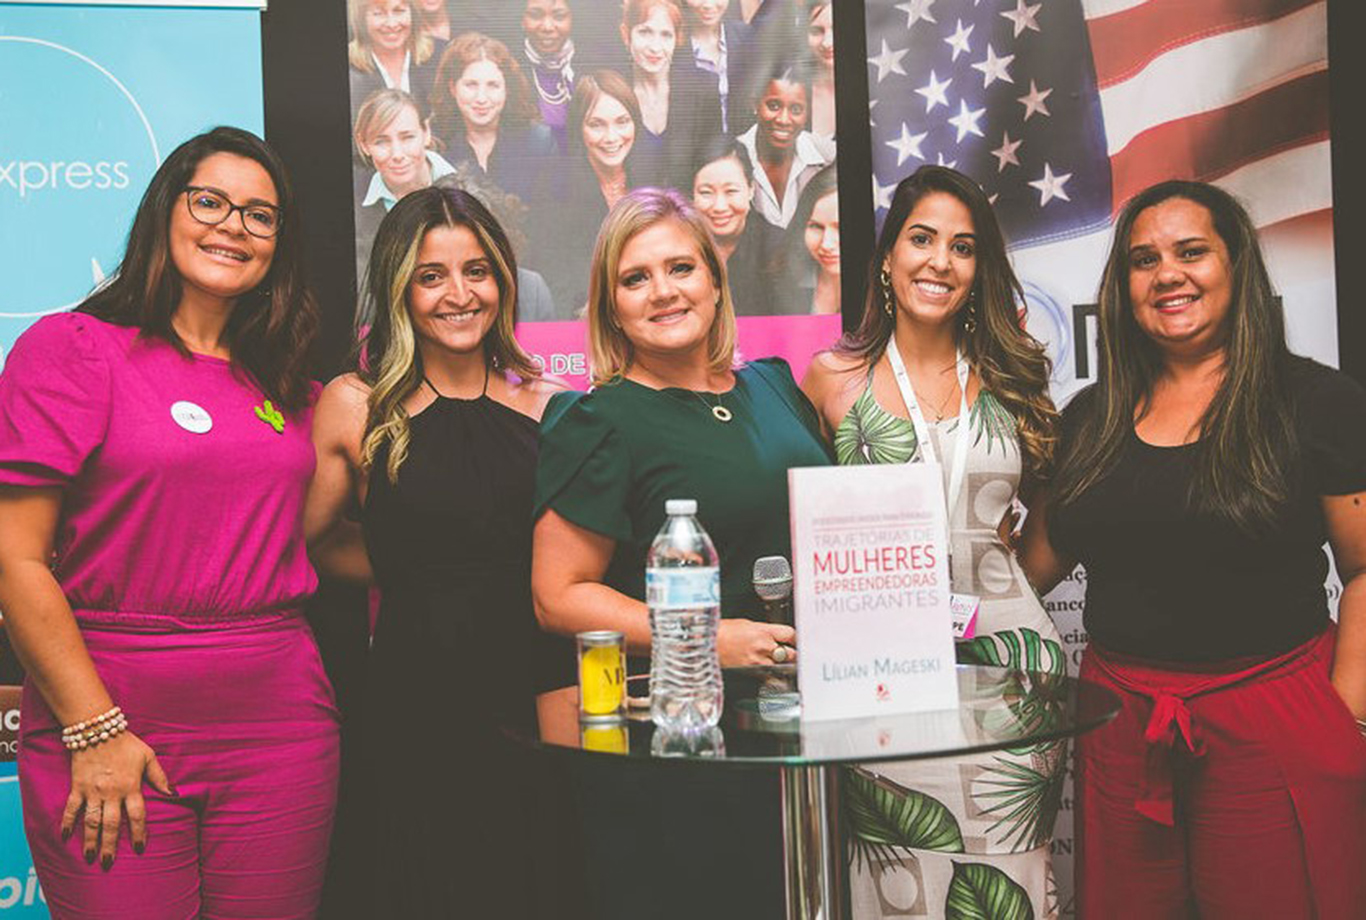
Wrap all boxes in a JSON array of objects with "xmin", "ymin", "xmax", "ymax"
[
  {"xmin": 0, "ymin": 2, "xmax": 264, "ymax": 368},
  {"xmin": 0, "ymin": 764, "xmax": 42, "ymax": 917}
]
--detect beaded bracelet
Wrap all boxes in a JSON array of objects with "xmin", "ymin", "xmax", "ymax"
[
  {"xmin": 60, "ymin": 706, "xmax": 128, "ymax": 752},
  {"xmin": 62, "ymin": 715, "xmax": 128, "ymax": 752}
]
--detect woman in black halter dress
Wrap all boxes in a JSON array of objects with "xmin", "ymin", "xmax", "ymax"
[
  {"xmin": 363, "ymin": 373, "xmax": 541, "ymax": 913},
  {"xmin": 306, "ymin": 187, "xmax": 563, "ymax": 915}
]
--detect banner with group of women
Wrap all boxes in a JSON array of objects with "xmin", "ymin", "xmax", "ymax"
[
  {"xmin": 345, "ymin": 0, "xmax": 844, "ymax": 386},
  {"xmin": 0, "ymin": 0, "xmax": 265, "ymax": 368}
]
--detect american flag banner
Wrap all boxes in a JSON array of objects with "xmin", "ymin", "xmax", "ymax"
[
  {"xmin": 860, "ymin": 2, "xmax": 1334, "ymax": 914},
  {"xmin": 864, "ymin": 0, "xmax": 1336, "ymax": 398}
]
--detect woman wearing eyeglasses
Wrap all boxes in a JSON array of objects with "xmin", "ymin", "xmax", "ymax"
[{"xmin": 0, "ymin": 127, "xmax": 335, "ymax": 919}]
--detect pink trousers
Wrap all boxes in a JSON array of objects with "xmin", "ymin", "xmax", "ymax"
[
  {"xmin": 19, "ymin": 616, "xmax": 339, "ymax": 920},
  {"xmin": 1075, "ymin": 627, "xmax": 1366, "ymax": 920}
]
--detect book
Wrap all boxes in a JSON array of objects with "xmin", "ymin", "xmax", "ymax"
[{"xmin": 789, "ymin": 463, "xmax": 959, "ymax": 721}]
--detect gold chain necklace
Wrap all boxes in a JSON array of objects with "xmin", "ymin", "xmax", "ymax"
[{"xmin": 927, "ymin": 376, "xmax": 960, "ymax": 422}]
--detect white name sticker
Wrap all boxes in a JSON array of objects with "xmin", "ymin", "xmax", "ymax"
[
  {"xmin": 170, "ymin": 401, "xmax": 213, "ymax": 434},
  {"xmin": 950, "ymin": 593, "xmax": 980, "ymax": 640}
]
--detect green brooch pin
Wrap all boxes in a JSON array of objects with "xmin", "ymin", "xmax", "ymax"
[{"xmin": 255, "ymin": 400, "xmax": 286, "ymax": 434}]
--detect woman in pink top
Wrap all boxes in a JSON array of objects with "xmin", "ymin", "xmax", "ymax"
[{"xmin": 0, "ymin": 127, "xmax": 336, "ymax": 919}]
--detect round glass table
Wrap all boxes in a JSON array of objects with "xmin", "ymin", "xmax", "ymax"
[{"xmin": 508, "ymin": 665, "xmax": 1120, "ymax": 919}]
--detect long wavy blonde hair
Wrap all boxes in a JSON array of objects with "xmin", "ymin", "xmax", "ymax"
[
  {"xmin": 585, "ymin": 187, "xmax": 737, "ymax": 385},
  {"xmin": 357, "ymin": 186, "xmax": 539, "ymax": 483}
]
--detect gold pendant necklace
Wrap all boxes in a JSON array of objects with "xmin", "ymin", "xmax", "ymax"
[
  {"xmin": 694, "ymin": 390, "xmax": 733, "ymax": 422},
  {"xmin": 929, "ymin": 379, "xmax": 959, "ymax": 421}
]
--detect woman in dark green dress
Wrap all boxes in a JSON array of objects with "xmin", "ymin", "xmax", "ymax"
[
  {"xmin": 531, "ymin": 187, "xmax": 831, "ymax": 919},
  {"xmin": 532, "ymin": 186, "xmax": 830, "ymax": 666}
]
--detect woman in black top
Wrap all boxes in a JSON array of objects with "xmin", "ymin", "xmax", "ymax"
[
  {"xmin": 347, "ymin": 0, "xmax": 443, "ymax": 118},
  {"xmin": 430, "ymin": 32, "xmax": 556, "ymax": 202},
  {"xmin": 681, "ymin": 0, "xmax": 760, "ymax": 135},
  {"xmin": 618, "ymin": 0, "xmax": 723, "ymax": 189},
  {"xmin": 1021, "ymin": 180, "xmax": 1366, "ymax": 918},
  {"xmin": 537, "ymin": 70, "xmax": 641, "ymax": 317},
  {"xmin": 308, "ymin": 186, "xmax": 562, "ymax": 916},
  {"xmin": 689, "ymin": 137, "xmax": 781, "ymax": 315},
  {"xmin": 519, "ymin": 0, "xmax": 578, "ymax": 152}
]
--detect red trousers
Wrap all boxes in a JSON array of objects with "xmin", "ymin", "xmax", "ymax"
[{"xmin": 1075, "ymin": 628, "xmax": 1366, "ymax": 920}]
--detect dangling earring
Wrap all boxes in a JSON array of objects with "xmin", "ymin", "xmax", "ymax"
[
  {"xmin": 880, "ymin": 265, "xmax": 894, "ymax": 317},
  {"xmin": 961, "ymin": 290, "xmax": 978, "ymax": 334}
]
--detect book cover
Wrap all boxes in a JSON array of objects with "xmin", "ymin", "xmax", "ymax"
[{"xmin": 789, "ymin": 464, "xmax": 959, "ymax": 721}]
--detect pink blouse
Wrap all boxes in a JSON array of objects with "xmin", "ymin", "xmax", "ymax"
[{"xmin": 0, "ymin": 313, "xmax": 318, "ymax": 629}]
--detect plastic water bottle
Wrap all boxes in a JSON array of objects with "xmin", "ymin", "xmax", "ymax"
[{"xmin": 646, "ymin": 499, "xmax": 723, "ymax": 731}]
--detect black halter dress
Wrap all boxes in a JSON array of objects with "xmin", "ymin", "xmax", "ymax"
[{"xmin": 361, "ymin": 380, "xmax": 543, "ymax": 916}]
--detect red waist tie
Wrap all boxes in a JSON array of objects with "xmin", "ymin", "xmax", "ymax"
[{"xmin": 1087, "ymin": 632, "xmax": 1326, "ymax": 826}]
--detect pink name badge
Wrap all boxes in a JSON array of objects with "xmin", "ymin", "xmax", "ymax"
[{"xmin": 950, "ymin": 593, "xmax": 980, "ymax": 640}]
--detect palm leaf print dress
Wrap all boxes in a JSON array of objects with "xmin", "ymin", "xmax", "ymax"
[{"xmin": 835, "ymin": 374, "xmax": 1068, "ymax": 920}]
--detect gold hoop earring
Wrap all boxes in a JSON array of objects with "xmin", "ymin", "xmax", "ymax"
[{"xmin": 880, "ymin": 266, "xmax": 894, "ymax": 317}]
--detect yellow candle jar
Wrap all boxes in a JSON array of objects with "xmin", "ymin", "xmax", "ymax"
[{"xmin": 577, "ymin": 630, "xmax": 626, "ymax": 720}]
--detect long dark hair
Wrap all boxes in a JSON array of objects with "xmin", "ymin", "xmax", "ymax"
[
  {"xmin": 567, "ymin": 69, "xmax": 641, "ymax": 170},
  {"xmin": 77, "ymin": 126, "xmax": 317, "ymax": 413},
  {"xmin": 1052, "ymin": 180, "xmax": 1294, "ymax": 533},
  {"xmin": 786, "ymin": 162, "xmax": 837, "ymax": 267},
  {"xmin": 838, "ymin": 165, "xmax": 1057, "ymax": 485},
  {"xmin": 358, "ymin": 186, "xmax": 539, "ymax": 482}
]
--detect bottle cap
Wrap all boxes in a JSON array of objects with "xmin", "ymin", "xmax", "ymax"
[{"xmin": 665, "ymin": 498, "xmax": 697, "ymax": 516}]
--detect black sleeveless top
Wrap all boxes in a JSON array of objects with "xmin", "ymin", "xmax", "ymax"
[
  {"xmin": 1049, "ymin": 358, "xmax": 1366, "ymax": 661},
  {"xmin": 359, "ymin": 389, "xmax": 548, "ymax": 917},
  {"xmin": 363, "ymin": 390, "xmax": 544, "ymax": 722}
]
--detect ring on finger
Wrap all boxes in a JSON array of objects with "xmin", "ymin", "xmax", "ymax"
[{"xmin": 772, "ymin": 644, "xmax": 791, "ymax": 664}]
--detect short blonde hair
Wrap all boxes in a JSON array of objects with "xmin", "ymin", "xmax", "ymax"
[
  {"xmin": 352, "ymin": 88, "xmax": 423, "ymax": 166},
  {"xmin": 586, "ymin": 187, "xmax": 737, "ymax": 385}
]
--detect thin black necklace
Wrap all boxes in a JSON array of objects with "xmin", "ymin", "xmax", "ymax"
[{"xmin": 423, "ymin": 363, "xmax": 490, "ymax": 400}]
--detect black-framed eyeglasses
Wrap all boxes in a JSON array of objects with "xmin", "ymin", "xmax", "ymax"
[{"xmin": 183, "ymin": 187, "xmax": 282, "ymax": 239}]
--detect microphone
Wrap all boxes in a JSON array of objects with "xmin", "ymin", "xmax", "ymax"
[{"xmin": 753, "ymin": 555, "xmax": 793, "ymax": 626}]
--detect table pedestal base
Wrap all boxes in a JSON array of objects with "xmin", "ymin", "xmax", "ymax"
[{"xmin": 780, "ymin": 764, "xmax": 845, "ymax": 920}]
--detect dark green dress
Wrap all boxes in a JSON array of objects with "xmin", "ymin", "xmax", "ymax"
[
  {"xmin": 535, "ymin": 357, "xmax": 833, "ymax": 619},
  {"xmin": 533, "ymin": 357, "xmax": 832, "ymax": 920}
]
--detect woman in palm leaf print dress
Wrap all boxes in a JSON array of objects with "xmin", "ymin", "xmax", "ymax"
[{"xmin": 803, "ymin": 165, "xmax": 1066, "ymax": 919}]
